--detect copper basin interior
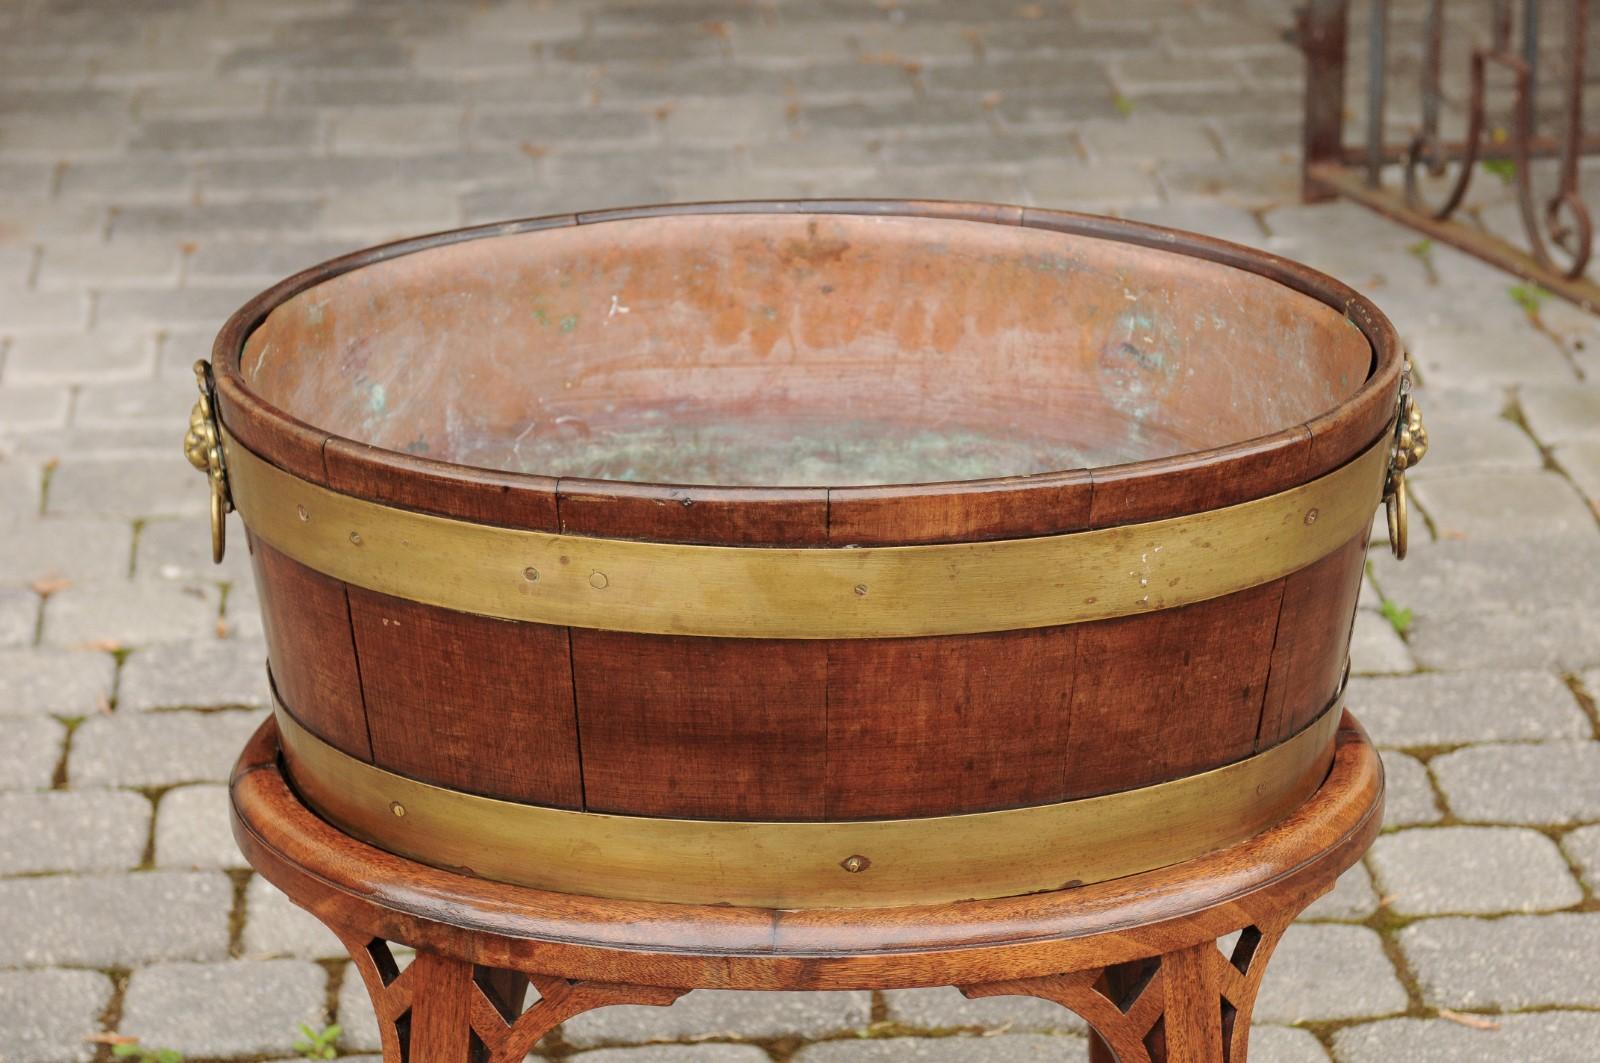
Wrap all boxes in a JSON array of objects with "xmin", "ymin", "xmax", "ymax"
[{"xmin": 241, "ymin": 211, "xmax": 1373, "ymax": 487}]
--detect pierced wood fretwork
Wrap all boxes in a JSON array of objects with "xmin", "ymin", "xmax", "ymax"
[
  {"xmin": 961, "ymin": 913, "xmax": 1294, "ymax": 1063},
  {"xmin": 336, "ymin": 930, "xmax": 684, "ymax": 1063}
]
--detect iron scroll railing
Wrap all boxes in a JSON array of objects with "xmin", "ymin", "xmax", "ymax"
[{"xmin": 1301, "ymin": 0, "xmax": 1600, "ymax": 310}]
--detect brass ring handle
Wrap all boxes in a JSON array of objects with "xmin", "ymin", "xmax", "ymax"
[
  {"xmin": 182, "ymin": 360, "xmax": 233, "ymax": 564},
  {"xmin": 1383, "ymin": 363, "xmax": 1428, "ymax": 560}
]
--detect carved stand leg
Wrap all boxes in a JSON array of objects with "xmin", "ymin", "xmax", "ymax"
[
  {"xmin": 961, "ymin": 910, "xmax": 1296, "ymax": 1063},
  {"xmin": 335, "ymin": 929, "xmax": 684, "ymax": 1063}
]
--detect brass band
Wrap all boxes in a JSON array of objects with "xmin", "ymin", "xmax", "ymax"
[
  {"xmin": 223, "ymin": 428, "xmax": 1387, "ymax": 639},
  {"xmin": 273, "ymin": 690, "xmax": 1343, "ymax": 909}
]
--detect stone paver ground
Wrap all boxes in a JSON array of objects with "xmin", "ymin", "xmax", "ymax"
[{"xmin": 2, "ymin": 1, "xmax": 1598, "ymax": 1061}]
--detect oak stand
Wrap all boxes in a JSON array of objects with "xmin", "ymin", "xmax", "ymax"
[{"xmin": 230, "ymin": 710, "xmax": 1382, "ymax": 1063}]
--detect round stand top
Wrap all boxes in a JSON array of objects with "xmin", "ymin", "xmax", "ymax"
[{"xmin": 231, "ymin": 712, "xmax": 1381, "ymax": 991}]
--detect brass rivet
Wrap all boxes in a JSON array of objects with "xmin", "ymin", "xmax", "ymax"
[
  {"xmin": 853, "ymin": 584, "xmax": 868, "ymax": 596},
  {"xmin": 349, "ymin": 531, "xmax": 363, "ymax": 545},
  {"xmin": 523, "ymin": 566, "xmax": 539, "ymax": 582},
  {"xmin": 296, "ymin": 504, "xmax": 309, "ymax": 522},
  {"xmin": 589, "ymin": 571, "xmax": 608, "ymax": 589},
  {"xmin": 1304, "ymin": 508, "xmax": 1320, "ymax": 526},
  {"xmin": 841, "ymin": 855, "xmax": 870, "ymax": 873},
  {"xmin": 389, "ymin": 801, "xmax": 406, "ymax": 818}
]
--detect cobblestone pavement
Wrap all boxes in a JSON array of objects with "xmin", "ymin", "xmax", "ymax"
[{"xmin": 2, "ymin": 1, "xmax": 1599, "ymax": 1061}]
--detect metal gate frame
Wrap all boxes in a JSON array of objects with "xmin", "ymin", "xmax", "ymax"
[{"xmin": 1300, "ymin": 0, "xmax": 1600, "ymax": 311}]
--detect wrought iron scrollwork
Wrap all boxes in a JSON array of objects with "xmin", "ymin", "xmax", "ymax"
[{"xmin": 1398, "ymin": 0, "xmax": 1594, "ymax": 278}]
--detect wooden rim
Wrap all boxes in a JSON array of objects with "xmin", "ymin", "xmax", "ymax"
[
  {"xmin": 274, "ymin": 687, "xmax": 1342, "ymax": 908},
  {"xmin": 211, "ymin": 200, "xmax": 1404, "ymax": 544},
  {"xmin": 225, "ymin": 425, "xmax": 1386, "ymax": 637},
  {"xmin": 231, "ymin": 709, "xmax": 1384, "ymax": 987}
]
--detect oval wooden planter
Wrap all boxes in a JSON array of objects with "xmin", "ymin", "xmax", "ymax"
[{"xmin": 208, "ymin": 200, "xmax": 1403, "ymax": 908}]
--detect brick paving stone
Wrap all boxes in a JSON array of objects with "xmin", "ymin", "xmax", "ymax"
[
  {"xmin": 1555, "ymin": 439, "xmax": 1600, "ymax": 505},
  {"xmin": 37, "ymin": 240, "xmax": 183, "ymax": 289},
  {"xmin": 1520, "ymin": 384, "xmax": 1600, "ymax": 445},
  {"xmin": 183, "ymin": 238, "xmax": 367, "ymax": 285},
  {"xmin": 331, "ymin": 106, "xmax": 467, "ymax": 154},
  {"xmin": 154, "ymin": 783, "xmax": 243, "ymax": 870},
  {"xmin": 1078, "ymin": 118, "xmax": 1219, "ymax": 163},
  {"xmin": 0, "ymin": 871, "xmax": 231, "ymax": 966},
  {"xmin": 882, "ymin": 986, "xmax": 1085, "ymax": 1033},
  {"xmin": 1300, "ymin": 862, "xmax": 1379, "ymax": 922},
  {"xmin": 1252, "ymin": 924, "xmax": 1408, "ymax": 1024},
  {"xmin": 1333, "ymin": 1011, "xmax": 1600, "ymax": 1063},
  {"xmin": 45, "ymin": 454, "xmax": 210, "ymax": 519},
  {"xmin": 69, "ymin": 708, "xmax": 264, "ymax": 788},
  {"xmin": 1403, "ymin": 410, "xmax": 1542, "ymax": 479},
  {"xmin": 0, "ymin": 646, "xmax": 116, "ymax": 716},
  {"xmin": 792, "ymin": 1035, "xmax": 1087, "ymax": 1061},
  {"xmin": 1379, "ymin": 750, "xmax": 1444, "ymax": 828},
  {"xmin": 1024, "ymin": 159, "xmax": 1163, "ymax": 209},
  {"xmin": 120, "ymin": 960, "xmax": 327, "ymax": 1057},
  {"xmin": 218, "ymin": 596, "xmax": 264, "ymax": 650},
  {"xmin": 130, "ymin": 115, "xmax": 319, "ymax": 156},
  {"xmin": 134, "ymin": 510, "xmax": 256, "ymax": 585},
  {"xmin": 561, "ymin": 990, "xmax": 874, "ymax": 1047},
  {"xmin": 74, "ymin": 379, "xmax": 195, "ymax": 429},
  {"xmin": 1430, "ymin": 741, "xmax": 1600, "ymax": 825},
  {"xmin": 1249, "ymin": 1025, "xmax": 1330, "ymax": 1063},
  {"xmin": 0, "ymin": 968, "xmax": 114, "ymax": 1063},
  {"xmin": 0, "ymin": 516, "xmax": 136, "ymax": 586},
  {"xmin": 569, "ymin": 1049, "xmax": 774, "ymax": 1063},
  {"xmin": 0, "ymin": 385, "xmax": 72, "ymax": 433},
  {"xmin": 1400, "ymin": 913, "xmax": 1600, "ymax": 1009},
  {"xmin": 242, "ymin": 874, "xmax": 345, "ymax": 958},
  {"xmin": 0, "ymin": 790, "xmax": 149, "ymax": 875},
  {"xmin": 3, "ymin": 332, "xmax": 157, "ymax": 386},
  {"xmin": 1407, "ymin": 319, "xmax": 1578, "ymax": 390},
  {"xmin": 136, "ymin": 79, "xmax": 270, "ymax": 117},
  {"xmin": 42, "ymin": 580, "xmax": 218, "ymax": 648},
  {"xmin": 0, "ymin": 287, "xmax": 90, "ymax": 334},
  {"xmin": 0, "ymin": 460, "xmax": 37, "ymax": 522},
  {"xmin": 94, "ymin": 285, "xmax": 264, "ymax": 328},
  {"xmin": 56, "ymin": 159, "xmax": 194, "ymax": 203},
  {"xmin": 0, "ymin": 716, "xmax": 62, "ymax": 791},
  {"xmin": 1561, "ymin": 824, "xmax": 1600, "ymax": 893},
  {"xmin": 118, "ymin": 639, "xmax": 268, "ymax": 712},
  {"xmin": 0, "ymin": 586, "xmax": 38, "ymax": 646},
  {"xmin": 1405, "ymin": 607, "xmax": 1600, "ymax": 673},
  {"xmin": 1367, "ymin": 536, "xmax": 1600, "ymax": 625},
  {"xmin": 1349, "ymin": 672, "xmax": 1590, "ymax": 747},
  {"xmin": 1369, "ymin": 826, "xmax": 1583, "ymax": 916},
  {"xmin": 1409, "ymin": 472, "xmax": 1596, "ymax": 541},
  {"xmin": 665, "ymin": 97, "xmax": 799, "ymax": 144},
  {"xmin": 1347, "ymin": 609, "xmax": 1415, "ymax": 676}
]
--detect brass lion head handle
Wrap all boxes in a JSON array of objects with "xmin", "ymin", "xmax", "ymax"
[
  {"xmin": 1383, "ymin": 363, "xmax": 1428, "ymax": 560},
  {"xmin": 183, "ymin": 360, "xmax": 233, "ymax": 563}
]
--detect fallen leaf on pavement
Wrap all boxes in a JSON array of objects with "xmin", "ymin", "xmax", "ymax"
[{"xmin": 1437, "ymin": 1009, "xmax": 1501, "ymax": 1031}]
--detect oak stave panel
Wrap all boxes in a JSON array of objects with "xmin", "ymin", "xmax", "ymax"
[
  {"xmin": 571, "ymin": 630, "xmax": 828, "ymax": 820},
  {"xmin": 824, "ymin": 627, "xmax": 1080, "ymax": 819},
  {"xmin": 250, "ymin": 537, "xmax": 372, "ymax": 760},
  {"xmin": 1059, "ymin": 580, "xmax": 1287, "ymax": 799},
  {"xmin": 1257, "ymin": 530, "xmax": 1370, "ymax": 749},
  {"xmin": 348, "ymin": 588, "xmax": 584, "ymax": 809}
]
